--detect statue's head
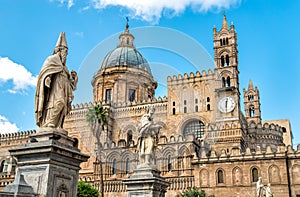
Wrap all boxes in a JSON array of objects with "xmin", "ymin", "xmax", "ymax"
[{"xmin": 148, "ymin": 106, "xmax": 155, "ymax": 115}]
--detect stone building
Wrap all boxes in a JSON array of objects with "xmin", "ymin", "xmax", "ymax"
[{"xmin": 1, "ymin": 15, "xmax": 300, "ymax": 197}]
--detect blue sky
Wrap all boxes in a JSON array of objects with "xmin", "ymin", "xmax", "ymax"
[{"xmin": 0, "ymin": 0, "xmax": 299, "ymax": 146}]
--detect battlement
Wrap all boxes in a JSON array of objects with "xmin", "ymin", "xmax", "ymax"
[
  {"xmin": 0, "ymin": 130, "xmax": 36, "ymax": 141},
  {"xmin": 197, "ymin": 144, "xmax": 300, "ymax": 163},
  {"xmin": 167, "ymin": 70, "xmax": 214, "ymax": 83}
]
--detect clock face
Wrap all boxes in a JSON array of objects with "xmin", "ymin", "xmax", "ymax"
[{"xmin": 218, "ymin": 96, "xmax": 236, "ymax": 113}]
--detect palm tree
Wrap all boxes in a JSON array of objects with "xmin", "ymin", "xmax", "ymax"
[{"xmin": 86, "ymin": 104, "xmax": 108, "ymax": 197}]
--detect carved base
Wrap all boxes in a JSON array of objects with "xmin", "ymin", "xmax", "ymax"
[
  {"xmin": 2, "ymin": 130, "xmax": 89, "ymax": 197},
  {"xmin": 123, "ymin": 165, "xmax": 170, "ymax": 197}
]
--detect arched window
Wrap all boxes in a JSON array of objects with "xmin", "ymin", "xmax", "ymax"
[
  {"xmin": 167, "ymin": 155, "xmax": 172, "ymax": 171},
  {"xmin": 226, "ymin": 76, "xmax": 231, "ymax": 87},
  {"xmin": 249, "ymin": 106, "xmax": 255, "ymax": 117},
  {"xmin": 248, "ymin": 95, "xmax": 254, "ymax": 101},
  {"xmin": 127, "ymin": 130, "xmax": 133, "ymax": 145},
  {"xmin": 173, "ymin": 101, "xmax": 176, "ymax": 106},
  {"xmin": 112, "ymin": 159, "xmax": 117, "ymax": 175},
  {"xmin": 172, "ymin": 108, "xmax": 176, "ymax": 115},
  {"xmin": 222, "ymin": 77, "xmax": 226, "ymax": 88},
  {"xmin": 183, "ymin": 120, "xmax": 205, "ymax": 139},
  {"xmin": 252, "ymin": 167, "xmax": 259, "ymax": 182},
  {"xmin": 125, "ymin": 158, "xmax": 130, "ymax": 174},
  {"xmin": 184, "ymin": 107, "xmax": 187, "ymax": 113},
  {"xmin": 221, "ymin": 56, "xmax": 225, "ymax": 67},
  {"xmin": 226, "ymin": 37, "xmax": 229, "ymax": 45},
  {"xmin": 207, "ymin": 104, "xmax": 210, "ymax": 111},
  {"xmin": 195, "ymin": 99, "xmax": 198, "ymax": 104},
  {"xmin": 217, "ymin": 169, "xmax": 224, "ymax": 184},
  {"xmin": 207, "ymin": 97, "xmax": 210, "ymax": 102},
  {"xmin": 220, "ymin": 39, "xmax": 222, "ymax": 46},
  {"xmin": 225, "ymin": 55, "xmax": 230, "ymax": 66},
  {"xmin": 222, "ymin": 38, "xmax": 226, "ymax": 46},
  {"xmin": 195, "ymin": 105, "xmax": 198, "ymax": 112}
]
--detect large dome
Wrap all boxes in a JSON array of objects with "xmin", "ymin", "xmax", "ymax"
[{"xmin": 100, "ymin": 46, "xmax": 151, "ymax": 73}]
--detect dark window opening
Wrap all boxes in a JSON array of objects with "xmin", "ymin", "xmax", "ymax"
[
  {"xmin": 226, "ymin": 76, "xmax": 231, "ymax": 87},
  {"xmin": 126, "ymin": 38, "xmax": 130, "ymax": 44},
  {"xmin": 225, "ymin": 55, "xmax": 230, "ymax": 66},
  {"xmin": 184, "ymin": 100, "xmax": 187, "ymax": 105},
  {"xmin": 195, "ymin": 99, "xmax": 198, "ymax": 104},
  {"xmin": 112, "ymin": 159, "xmax": 117, "ymax": 175},
  {"xmin": 207, "ymin": 104, "xmax": 211, "ymax": 111},
  {"xmin": 172, "ymin": 108, "xmax": 176, "ymax": 115},
  {"xmin": 207, "ymin": 97, "xmax": 210, "ymax": 102},
  {"xmin": 173, "ymin": 101, "xmax": 176, "ymax": 106},
  {"xmin": 217, "ymin": 170, "xmax": 224, "ymax": 184},
  {"xmin": 248, "ymin": 95, "xmax": 254, "ymax": 101},
  {"xmin": 0, "ymin": 160, "xmax": 4, "ymax": 172},
  {"xmin": 282, "ymin": 127, "xmax": 287, "ymax": 133},
  {"xmin": 252, "ymin": 168, "xmax": 259, "ymax": 182},
  {"xmin": 184, "ymin": 107, "xmax": 187, "ymax": 113},
  {"xmin": 222, "ymin": 38, "xmax": 226, "ymax": 46},
  {"xmin": 220, "ymin": 39, "xmax": 222, "ymax": 46},
  {"xmin": 195, "ymin": 105, "xmax": 198, "ymax": 112},
  {"xmin": 128, "ymin": 89, "xmax": 135, "ymax": 102},
  {"xmin": 105, "ymin": 89, "xmax": 112, "ymax": 101},
  {"xmin": 127, "ymin": 130, "xmax": 133, "ymax": 145},
  {"xmin": 125, "ymin": 158, "xmax": 130, "ymax": 174},
  {"xmin": 221, "ymin": 56, "xmax": 225, "ymax": 67},
  {"xmin": 226, "ymin": 37, "xmax": 229, "ymax": 45},
  {"xmin": 167, "ymin": 155, "xmax": 172, "ymax": 171},
  {"xmin": 222, "ymin": 77, "xmax": 226, "ymax": 88}
]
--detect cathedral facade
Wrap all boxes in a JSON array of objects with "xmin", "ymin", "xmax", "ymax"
[{"xmin": 1, "ymin": 16, "xmax": 300, "ymax": 197}]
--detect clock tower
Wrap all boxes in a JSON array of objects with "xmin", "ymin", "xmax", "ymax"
[{"xmin": 211, "ymin": 15, "xmax": 247, "ymax": 152}]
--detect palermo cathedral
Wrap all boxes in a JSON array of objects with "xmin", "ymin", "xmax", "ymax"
[{"xmin": 1, "ymin": 15, "xmax": 300, "ymax": 197}]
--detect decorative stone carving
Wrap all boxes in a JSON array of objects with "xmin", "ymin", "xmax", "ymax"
[
  {"xmin": 268, "ymin": 165, "xmax": 280, "ymax": 184},
  {"xmin": 200, "ymin": 169, "xmax": 209, "ymax": 187},
  {"xmin": 35, "ymin": 32, "xmax": 78, "ymax": 130},
  {"xmin": 233, "ymin": 167, "xmax": 242, "ymax": 185}
]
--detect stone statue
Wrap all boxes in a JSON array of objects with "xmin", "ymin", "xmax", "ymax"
[
  {"xmin": 35, "ymin": 32, "xmax": 78, "ymax": 129},
  {"xmin": 266, "ymin": 183, "xmax": 273, "ymax": 197},
  {"xmin": 256, "ymin": 177, "xmax": 264, "ymax": 197},
  {"xmin": 137, "ymin": 106, "xmax": 162, "ymax": 166}
]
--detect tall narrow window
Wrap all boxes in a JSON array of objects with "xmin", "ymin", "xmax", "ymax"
[
  {"xmin": 207, "ymin": 104, "xmax": 210, "ymax": 111},
  {"xmin": 220, "ymin": 39, "xmax": 222, "ymax": 46},
  {"xmin": 252, "ymin": 168, "xmax": 259, "ymax": 182},
  {"xmin": 0, "ymin": 160, "xmax": 4, "ymax": 172},
  {"xmin": 249, "ymin": 106, "xmax": 255, "ymax": 117},
  {"xmin": 222, "ymin": 77, "xmax": 226, "ymax": 87},
  {"xmin": 195, "ymin": 99, "xmax": 198, "ymax": 104},
  {"xmin": 207, "ymin": 97, "xmax": 210, "ymax": 102},
  {"xmin": 195, "ymin": 105, "xmax": 198, "ymax": 112},
  {"xmin": 226, "ymin": 55, "xmax": 230, "ymax": 66},
  {"xmin": 184, "ymin": 100, "xmax": 187, "ymax": 105},
  {"xmin": 222, "ymin": 38, "xmax": 226, "ymax": 46},
  {"xmin": 226, "ymin": 37, "xmax": 229, "ymax": 45},
  {"xmin": 125, "ymin": 158, "xmax": 130, "ymax": 174},
  {"xmin": 221, "ymin": 56, "xmax": 225, "ymax": 67},
  {"xmin": 128, "ymin": 89, "xmax": 135, "ymax": 102},
  {"xmin": 167, "ymin": 155, "xmax": 172, "ymax": 171},
  {"xmin": 127, "ymin": 130, "xmax": 133, "ymax": 145},
  {"xmin": 217, "ymin": 169, "xmax": 224, "ymax": 184},
  {"xmin": 172, "ymin": 108, "xmax": 176, "ymax": 115},
  {"xmin": 173, "ymin": 101, "xmax": 176, "ymax": 106},
  {"xmin": 112, "ymin": 159, "xmax": 117, "ymax": 175},
  {"xmin": 105, "ymin": 89, "xmax": 112, "ymax": 101},
  {"xmin": 226, "ymin": 77, "xmax": 231, "ymax": 87},
  {"xmin": 184, "ymin": 107, "xmax": 187, "ymax": 113}
]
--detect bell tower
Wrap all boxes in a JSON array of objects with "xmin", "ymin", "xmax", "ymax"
[
  {"xmin": 214, "ymin": 14, "xmax": 241, "ymax": 120},
  {"xmin": 243, "ymin": 80, "xmax": 262, "ymax": 124}
]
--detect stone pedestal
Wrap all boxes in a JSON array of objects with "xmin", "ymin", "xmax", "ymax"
[
  {"xmin": 123, "ymin": 165, "xmax": 169, "ymax": 197},
  {"xmin": 1, "ymin": 129, "xmax": 89, "ymax": 197}
]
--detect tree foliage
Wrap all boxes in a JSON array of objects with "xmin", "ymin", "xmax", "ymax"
[
  {"xmin": 178, "ymin": 187, "xmax": 215, "ymax": 197},
  {"xmin": 77, "ymin": 180, "xmax": 99, "ymax": 197}
]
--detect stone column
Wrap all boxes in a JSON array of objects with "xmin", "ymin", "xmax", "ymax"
[{"xmin": 0, "ymin": 129, "xmax": 89, "ymax": 197}]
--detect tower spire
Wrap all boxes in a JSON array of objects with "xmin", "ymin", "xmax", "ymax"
[
  {"xmin": 248, "ymin": 80, "xmax": 254, "ymax": 90},
  {"xmin": 118, "ymin": 17, "xmax": 135, "ymax": 48},
  {"xmin": 222, "ymin": 12, "xmax": 228, "ymax": 29}
]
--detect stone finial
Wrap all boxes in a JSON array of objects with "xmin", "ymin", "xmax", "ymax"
[
  {"xmin": 248, "ymin": 80, "xmax": 254, "ymax": 90},
  {"xmin": 222, "ymin": 13, "xmax": 228, "ymax": 29}
]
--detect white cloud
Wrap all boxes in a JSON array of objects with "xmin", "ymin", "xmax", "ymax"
[
  {"xmin": 0, "ymin": 115, "xmax": 19, "ymax": 134},
  {"xmin": 90, "ymin": 0, "xmax": 241, "ymax": 23},
  {"xmin": 0, "ymin": 57, "xmax": 37, "ymax": 94}
]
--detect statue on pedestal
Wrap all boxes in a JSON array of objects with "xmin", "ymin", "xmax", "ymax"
[
  {"xmin": 256, "ymin": 177, "xmax": 264, "ymax": 197},
  {"xmin": 35, "ymin": 32, "xmax": 78, "ymax": 129},
  {"xmin": 137, "ymin": 106, "xmax": 162, "ymax": 166}
]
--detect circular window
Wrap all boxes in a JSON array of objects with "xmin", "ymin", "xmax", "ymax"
[{"xmin": 183, "ymin": 120, "xmax": 205, "ymax": 139}]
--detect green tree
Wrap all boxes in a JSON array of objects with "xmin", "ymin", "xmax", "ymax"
[
  {"xmin": 178, "ymin": 187, "xmax": 215, "ymax": 197},
  {"xmin": 77, "ymin": 180, "xmax": 99, "ymax": 197},
  {"xmin": 86, "ymin": 104, "xmax": 108, "ymax": 197}
]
